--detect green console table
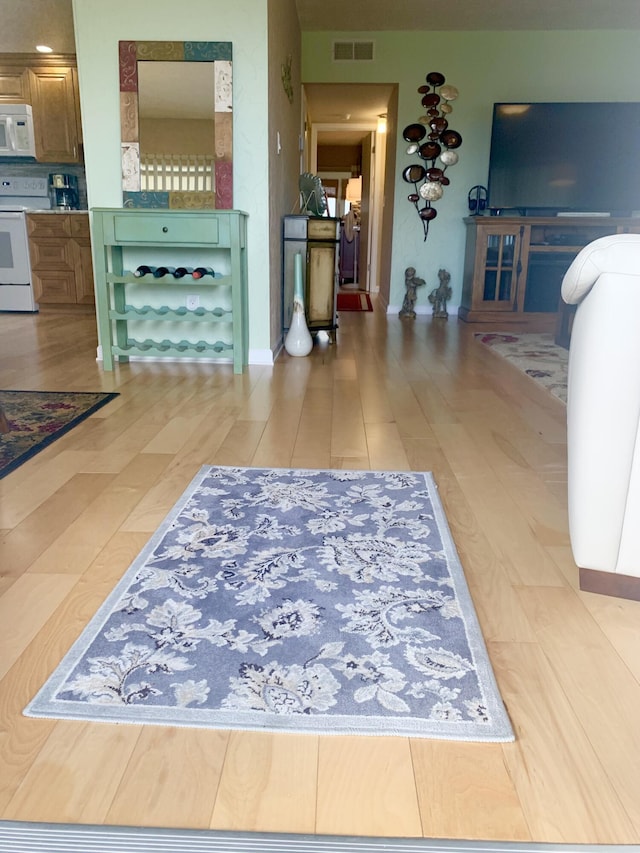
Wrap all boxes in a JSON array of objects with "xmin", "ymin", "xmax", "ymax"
[{"xmin": 91, "ymin": 208, "xmax": 249, "ymax": 373}]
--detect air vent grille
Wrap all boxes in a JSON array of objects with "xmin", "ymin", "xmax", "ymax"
[{"xmin": 333, "ymin": 41, "xmax": 374, "ymax": 61}]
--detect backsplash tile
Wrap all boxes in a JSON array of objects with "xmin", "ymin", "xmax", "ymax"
[{"xmin": 0, "ymin": 160, "xmax": 87, "ymax": 208}]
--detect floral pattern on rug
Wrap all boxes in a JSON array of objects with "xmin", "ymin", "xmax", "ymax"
[
  {"xmin": 475, "ymin": 333, "xmax": 568, "ymax": 403},
  {"xmin": 0, "ymin": 390, "xmax": 119, "ymax": 479},
  {"xmin": 25, "ymin": 466, "xmax": 514, "ymax": 741}
]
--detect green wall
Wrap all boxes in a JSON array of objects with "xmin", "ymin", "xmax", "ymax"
[
  {"xmin": 303, "ymin": 30, "xmax": 640, "ymax": 311},
  {"xmin": 72, "ymin": 0, "xmax": 274, "ymax": 359}
]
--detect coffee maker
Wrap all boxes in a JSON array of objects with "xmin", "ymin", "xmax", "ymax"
[{"xmin": 48, "ymin": 173, "xmax": 79, "ymax": 210}]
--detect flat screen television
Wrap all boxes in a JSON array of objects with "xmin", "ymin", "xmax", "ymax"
[{"xmin": 487, "ymin": 102, "xmax": 640, "ymax": 216}]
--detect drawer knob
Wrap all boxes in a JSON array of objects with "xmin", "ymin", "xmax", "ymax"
[{"xmin": 162, "ymin": 226, "xmax": 168, "ymax": 233}]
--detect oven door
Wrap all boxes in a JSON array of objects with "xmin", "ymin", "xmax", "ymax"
[{"xmin": 0, "ymin": 210, "xmax": 37, "ymax": 311}]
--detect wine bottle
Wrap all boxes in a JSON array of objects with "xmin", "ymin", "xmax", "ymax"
[
  {"xmin": 153, "ymin": 266, "xmax": 176, "ymax": 278},
  {"xmin": 191, "ymin": 266, "xmax": 215, "ymax": 279},
  {"xmin": 133, "ymin": 265, "xmax": 156, "ymax": 277},
  {"xmin": 173, "ymin": 267, "xmax": 194, "ymax": 278}
]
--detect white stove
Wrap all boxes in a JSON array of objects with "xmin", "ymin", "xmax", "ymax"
[{"xmin": 0, "ymin": 175, "xmax": 51, "ymax": 312}]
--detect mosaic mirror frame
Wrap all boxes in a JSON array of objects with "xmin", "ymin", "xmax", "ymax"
[{"xmin": 119, "ymin": 40, "xmax": 233, "ymax": 209}]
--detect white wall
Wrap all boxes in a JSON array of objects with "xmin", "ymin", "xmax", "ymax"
[
  {"xmin": 302, "ymin": 29, "xmax": 640, "ymax": 313},
  {"xmin": 72, "ymin": 0, "xmax": 273, "ymax": 357}
]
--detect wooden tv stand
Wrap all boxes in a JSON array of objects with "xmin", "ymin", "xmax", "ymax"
[{"xmin": 459, "ymin": 215, "xmax": 640, "ymax": 328}]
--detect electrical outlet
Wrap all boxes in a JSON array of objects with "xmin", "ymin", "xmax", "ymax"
[{"xmin": 186, "ymin": 294, "xmax": 199, "ymax": 310}]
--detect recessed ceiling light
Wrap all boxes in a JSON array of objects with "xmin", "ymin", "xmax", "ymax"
[{"xmin": 36, "ymin": 45, "xmax": 53, "ymax": 53}]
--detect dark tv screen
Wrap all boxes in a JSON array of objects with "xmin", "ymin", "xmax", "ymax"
[{"xmin": 487, "ymin": 102, "xmax": 640, "ymax": 215}]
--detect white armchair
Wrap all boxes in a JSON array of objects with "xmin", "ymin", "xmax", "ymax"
[{"xmin": 561, "ymin": 233, "xmax": 640, "ymax": 599}]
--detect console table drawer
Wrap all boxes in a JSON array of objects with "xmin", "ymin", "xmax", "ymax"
[{"xmin": 112, "ymin": 214, "xmax": 219, "ymax": 245}]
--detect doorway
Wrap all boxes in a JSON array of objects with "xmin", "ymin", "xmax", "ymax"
[{"xmin": 302, "ymin": 83, "xmax": 397, "ymax": 300}]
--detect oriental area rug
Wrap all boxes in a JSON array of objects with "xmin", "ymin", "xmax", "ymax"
[
  {"xmin": 25, "ymin": 466, "xmax": 514, "ymax": 742},
  {"xmin": 0, "ymin": 390, "xmax": 119, "ymax": 479},
  {"xmin": 337, "ymin": 291, "xmax": 373, "ymax": 312},
  {"xmin": 475, "ymin": 332, "xmax": 568, "ymax": 403}
]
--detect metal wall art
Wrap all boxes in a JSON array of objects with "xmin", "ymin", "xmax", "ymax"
[{"xmin": 401, "ymin": 71, "xmax": 462, "ymax": 241}]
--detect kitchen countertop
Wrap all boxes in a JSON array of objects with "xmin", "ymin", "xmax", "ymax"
[{"xmin": 26, "ymin": 209, "xmax": 88, "ymax": 214}]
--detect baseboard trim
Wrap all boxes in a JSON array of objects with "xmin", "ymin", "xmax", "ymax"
[
  {"xmin": 94, "ymin": 349, "xmax": 276, "ymax": 367},
  {"xmin": 0, "ymin": 821, "xmax": 632, "ymax": 853},
  {"xmin": 579, "ymin": 567, "xmax": 640, "ymax": 600},
  {"xmin": 387, "ymin": 304, "xmax": 459, "ymax": 317}
]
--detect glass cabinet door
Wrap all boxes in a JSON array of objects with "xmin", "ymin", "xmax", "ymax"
[{"xmin": 478, "ymin": 228, "xmax": 521, "ymax": 311}]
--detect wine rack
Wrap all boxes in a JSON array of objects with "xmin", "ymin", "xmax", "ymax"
[{"xmin": 91, "ymin": 208, "xmax": 248, "ymax": 373}]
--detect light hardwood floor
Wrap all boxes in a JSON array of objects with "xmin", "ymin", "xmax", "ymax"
[{"xmin": 1, "ymin": 306, "xmax": 640, "ymax": 845}]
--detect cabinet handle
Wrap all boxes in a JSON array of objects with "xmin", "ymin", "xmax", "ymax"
[{"xmin": 162, "ymin": 226, "xmax": 168, "ymax": 233}]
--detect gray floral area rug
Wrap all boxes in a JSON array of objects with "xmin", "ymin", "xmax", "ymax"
[
  {"xmin": 475, "ymin": 332, "xmax": 568, "ymax": 403},
  {"xmin": 25, "ymin": 466, "xmax": 513, "ymax": 742}
]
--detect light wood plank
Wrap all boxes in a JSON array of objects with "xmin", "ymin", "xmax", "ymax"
[
  {"xmin": 0, "ymin": 473, "xmax": 116, "ymax": 579},
  {"xmin": 331, "ymin": 379, "xmax": 367, "ymax": 459},
  {"xmin": 26, "ymin": 454, "xmax": 171, "ymax": 574},
  {"xmin": 120, "ymin": 409, "xmax": 237, "ymax": 532},
  {"xmin": 291, "ymin": 384, "xmax": 333, "ymax": 469},
  {"xmin": 515, "ymin": 586, "xmax": 640, "ymax": 833},
  {"xmin": 0, "ymin": 574, "xmax": 78, "ymax": 679},
  {"xmin": 211, "ymin": 731, "xmax": 317, "ymax": 833},
  {"xmin": 252, "ymin": 392, "xmax": 305, "ymax": 468},
  {"xmin": 411, "ymin": 740, "xmax": 530, "ymax": 840},
  {"xmin": 107, "ymin": 727, "xmax": 230, "ymax": 828},
  {"xmin": 492, "ymin": 640, "xmax": 637, "ymax": 843},
  {"xmin": 4, "ymin": 721, "xmax": 141, "ymax": 824},
  {"xmin": 547, "ymin": 544, "xmax": 640, "ymax": 682},
  {"xmin": 141, "ymin": 415, "xmax": 207, "ymax": 455},
  {"xmin": 435, "ymin": 474, "xmax": 538, "ymax": 644},
  {"xmin": 364, "ymin": 421, "xmax": 410, "ymax": 471},
  {"xmin": 0, "ymin": 530, "xmax": 150, "ymax": 811},
  {"xmin": 214, "ymin": 420, "xmax": 267, "ymax": 467},
  {"xmin": 0, "ymin": 450, "xmax": 97, "ymax": 528},
  {"xmin": 316, "ymin": 736, "xmax": 422, "ymax": 837}
]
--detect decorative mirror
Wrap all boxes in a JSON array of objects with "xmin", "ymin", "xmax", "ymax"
[{"xmin": 119, "ymin": 40, "xmax": 233, "ymax": 209}]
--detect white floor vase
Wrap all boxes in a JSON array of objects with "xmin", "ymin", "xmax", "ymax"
[{"xmin": 284, "ymin": 252, "xmax": 313, "ymax": 357}]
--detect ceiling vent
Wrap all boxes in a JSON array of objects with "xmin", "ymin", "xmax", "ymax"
[{"xmin": 333, "ymin": 41, "xmax": 375, "ymax": 62}]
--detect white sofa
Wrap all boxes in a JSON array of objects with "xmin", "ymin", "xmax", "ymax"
[{"xmin": 561, "ymin": 233, "xmax": 640, "ymax": 599}]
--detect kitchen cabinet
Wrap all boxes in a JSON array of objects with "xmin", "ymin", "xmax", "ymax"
[
  {"xmin": 28, "ymin": 65, "xmax": 80, "ymax": 162},
  {"xmin": 0, "ymin": 54, "xmax": 81, "ymax": 163},
  {"xmin": 0, "ymin": 66, "xmax": 30, "ymax": 102},
  {"xmin": 27, "ymin": 213, "xmax": 94, "ymax": 307},
  {"xmin": 92, "ymin": 208, "xmax": 249, "ymax": 373}
]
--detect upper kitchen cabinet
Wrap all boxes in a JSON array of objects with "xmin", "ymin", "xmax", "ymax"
[
  {"xmin": 0, "ymin": 66, "xmax": 31, "ymax": 102},
  {"xmin": 28, "ymin": 65, "xmax": 80, "ymax": 162},
  {"xmin": 0, "ymin": 54, "xmax": 82, "ymax": 163}
]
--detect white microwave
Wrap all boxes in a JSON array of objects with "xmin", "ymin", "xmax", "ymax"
[{"xmin": 0, "ymin": 105, "xmax": 36, "ymax": 158}]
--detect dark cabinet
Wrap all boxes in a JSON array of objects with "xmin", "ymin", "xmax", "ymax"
[
  {"xmin": 460, "ymin": 216, "xmax": 640, "ymax": 328},
  {"xmin": 283, "ymin": 215, "xmax": 339, "ymax": 340}
]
